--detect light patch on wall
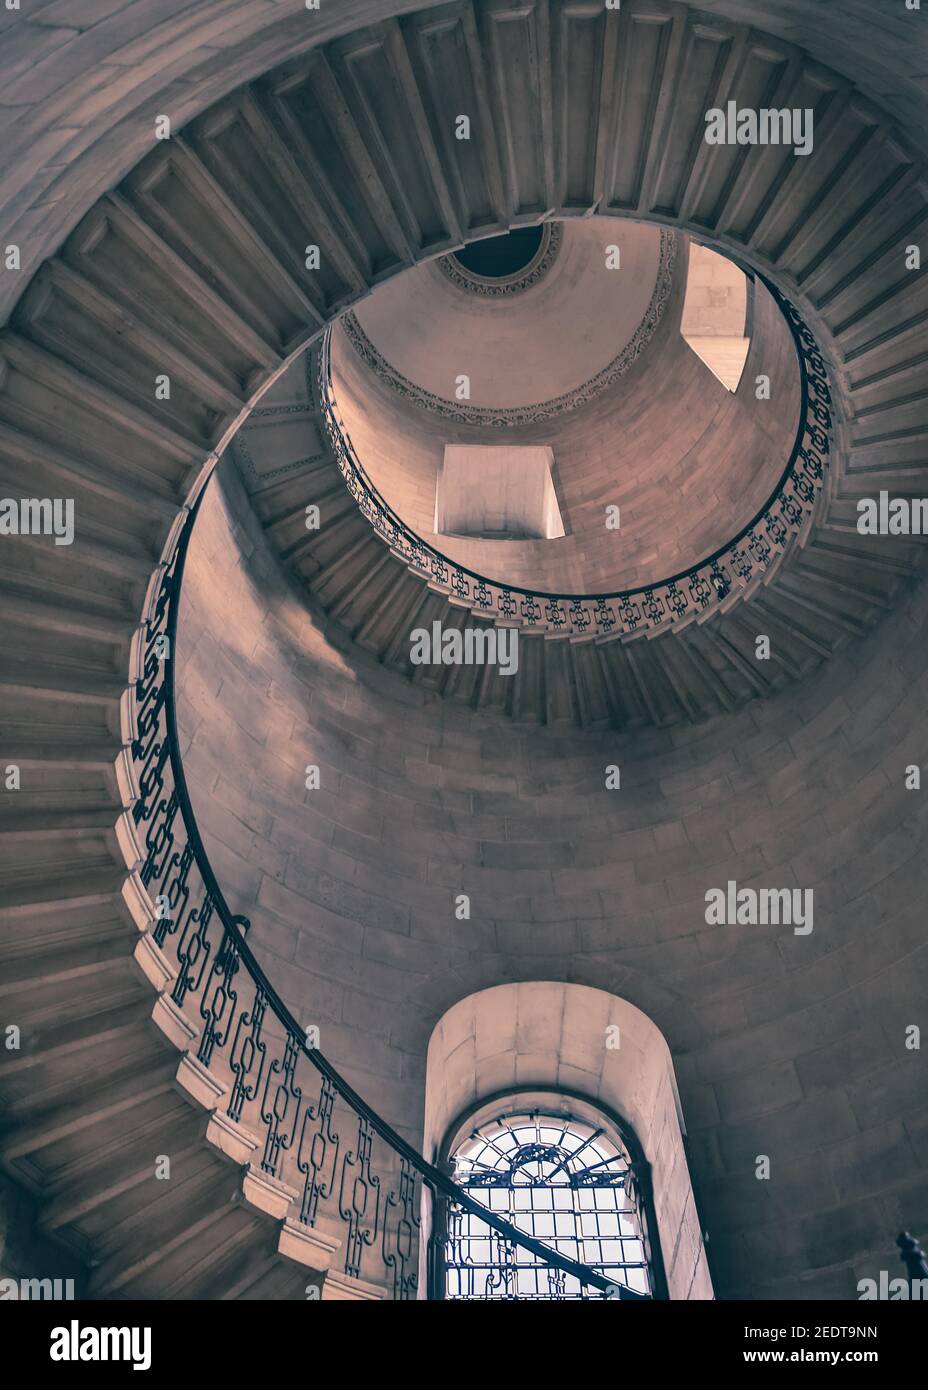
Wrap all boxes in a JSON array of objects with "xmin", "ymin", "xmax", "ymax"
[
  {"xmin": 434, "ymin": 443, "xmax": 565, "ymax": 540},
  {"xmin": 680, "ymin": 243, "xmax": 751, "ymax": 392}
]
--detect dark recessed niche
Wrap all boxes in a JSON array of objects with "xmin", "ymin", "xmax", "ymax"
[{"xmin": 453, "ymin": 226, "xmax": 545, "ymax": 279}]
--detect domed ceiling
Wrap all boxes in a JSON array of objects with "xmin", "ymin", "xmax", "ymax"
[
  {"xmin": 326, "ymin": 223, "xmax": 801, "ymax": 598},
  {"xmin": 346, "ymin": 220, "xmax": 672, "ymax": 414}
]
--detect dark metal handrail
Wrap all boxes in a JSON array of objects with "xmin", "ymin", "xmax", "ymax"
[
  {"xmin": 128, "ymin": 477, "xmax": 647, "ymax": 1300},
  {"xmin": 320, "ymin": 272, "xmax": 832, "ymax": 639}
]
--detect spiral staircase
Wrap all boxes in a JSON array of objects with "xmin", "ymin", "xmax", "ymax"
[
  {"xmin": 1, "ymin": 0, "xmax": 927, "ymax": 1299},
  {"xmin": 242, "ymin": 305, "xmax": 889, "ymax": 731}
]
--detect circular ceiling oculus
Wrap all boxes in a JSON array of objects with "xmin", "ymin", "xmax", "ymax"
[{"xmin": 438, "ymin": 223, "xmax": 562, "ymax": 297}]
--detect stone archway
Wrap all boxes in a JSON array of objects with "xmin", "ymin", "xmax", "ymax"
[{"xmin": 422, "ymin": 981, "xmax": 712, "ymax": 1299}]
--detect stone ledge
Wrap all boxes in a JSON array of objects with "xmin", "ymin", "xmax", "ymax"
[
  {"xmin": 175, "ymin": 1051, "xmax": 225, "ymax": 1112},
  {"xmin": 322, "ymin": 1268, "xmax": 388, "ymax": 1301},
  {"xmin": 205, "ymin": 1110, "xmax": 259, "ymax": 1167},
  {"xmin": 278, "ymin": 1217, "xmax": 341, "ymax": 1272},
  {"xmin": 240, "ymin": 1166, "xmax": 296, "ymax": 1221}
]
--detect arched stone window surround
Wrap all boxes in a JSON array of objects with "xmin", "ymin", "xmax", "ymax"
[{"xmin": 421, "ymin": 982, "xmax": 713, "ymax": 1301}]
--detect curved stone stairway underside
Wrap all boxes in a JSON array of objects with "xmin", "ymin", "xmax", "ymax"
[
  {"xmin": 1, "ymin": 1, "xmax": 925, "ymax": 318},
  {"xmin": 0, "ymin": 0, "xmax": 926, "ymax": 1299},
  {"xmin": 243, "ymin": 267, "xmax": 910, "ymax": 732}
]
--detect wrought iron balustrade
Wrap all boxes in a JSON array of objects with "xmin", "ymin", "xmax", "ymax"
[
  {"xmin": 127, "ymin": 484, "xmax": 648, "ymax": 1301},
  {"xmin": 319, "ymin": 272, "xmax": 832, "ymax": 641}
]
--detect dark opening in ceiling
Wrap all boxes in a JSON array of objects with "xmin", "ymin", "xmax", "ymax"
[{"xmin": 453, "ymin": 226, "xmax": 545, "ymax": 279}]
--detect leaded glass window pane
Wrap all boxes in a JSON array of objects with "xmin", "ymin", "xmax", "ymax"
[{"xmin": 443, "ymin": 1110, "xmax": 654, "ymax": 1300}]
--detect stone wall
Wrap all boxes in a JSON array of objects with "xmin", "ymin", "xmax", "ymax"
[
  {"xmin": 329, "ymin": 240, "xmax": 800, "ymax": 595},
  {"xmin": 177, "ymin": 461, "xmax": 928, "ymax": 1299},
  {"xmin": 351, "ymin": 220, "xmax": 667, "ymax": 411}
]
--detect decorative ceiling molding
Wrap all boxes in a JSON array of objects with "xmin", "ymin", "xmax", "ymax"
[
  {"xmin": 436, "ymin": 222, "xmax": 562, "ymax": 297},
  {"xmin": 340, "ymin": 229, "xmax": 678, "ymax": 427}
]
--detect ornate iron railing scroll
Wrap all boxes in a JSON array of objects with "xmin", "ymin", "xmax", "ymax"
[
  {"xmin": 319, "ymin": 274, "xmax": 831, "ymax": 640},
  {"xmin": 128, "ymin": 483, "xmax": 646, "ymax": 1302}
]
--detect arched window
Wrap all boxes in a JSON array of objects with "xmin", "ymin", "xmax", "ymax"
[
  {"xmin": 439, "ymin": 1104, "xmax": 662, "ymax": 1300},
  {"xmin": 423, "ymin": 984, "xmax": 711, "ymax": 1300}
]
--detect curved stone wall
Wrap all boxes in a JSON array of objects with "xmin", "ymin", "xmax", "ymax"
[
  {"xmin": 329, "ymin": 238, "xmax": 801, "ymax": 595},
  {"xmin": 178, "ymin": 461, "xmax": 928, "ymax": 1300},
  {"xmin": 350, "ymin": 220, "xmax": 667, "ymax": 410}
]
